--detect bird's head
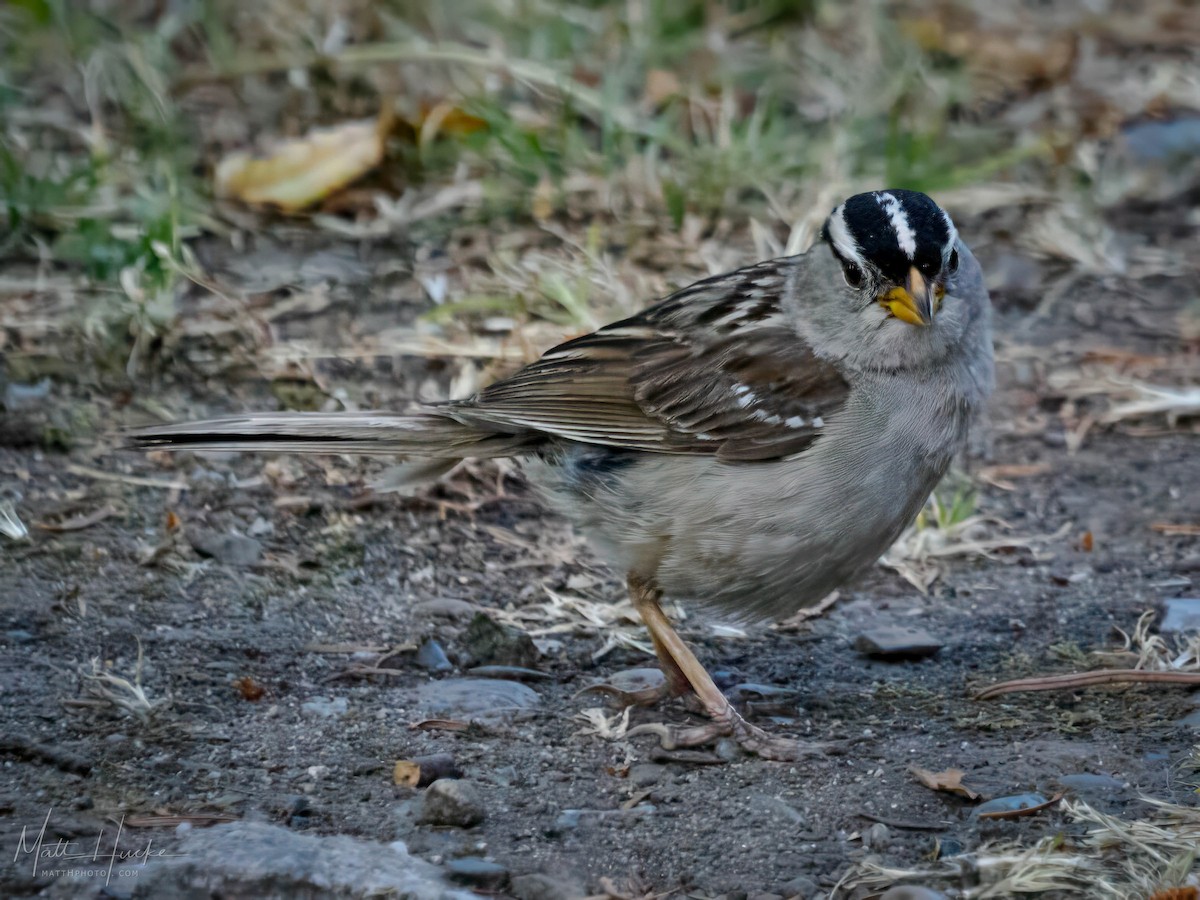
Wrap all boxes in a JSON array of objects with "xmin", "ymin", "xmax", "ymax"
[{"xmin": 796, "ymin": 189, "xmax": 987, "ymax": 372}]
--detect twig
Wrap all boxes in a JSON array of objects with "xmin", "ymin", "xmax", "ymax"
[
  {"xmin": 975, "ymin": 669, "xmax": 1200, "ymax": 701},
  {"xmin": 857, "ymin": 811, "xmax": 950, "ymax": 831},
  {"xmin": 35, "ymin": 503, "xmax": 121, "ymax": 532},
  {"xmin": 66, "ymin": 464, "xmax": 188, "ymax": 491},
  {"xmin": 1151, "ymin": 523, "xmax": 1200, "ymax": 536}
]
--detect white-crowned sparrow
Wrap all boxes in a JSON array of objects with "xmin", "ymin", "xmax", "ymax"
[{"xmin": 130, "ymin": 189, "xmax": 994, "ymax": 760}]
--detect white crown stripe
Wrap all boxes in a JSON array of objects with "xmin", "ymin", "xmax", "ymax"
[{"xmin": 875, "ymin": 192, "xmax": 917, "ymax": 259}]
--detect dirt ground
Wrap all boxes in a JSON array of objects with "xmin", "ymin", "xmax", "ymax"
[{"xmin": 1, "ymin": 184, "xmax": 1198, "ymax": 898}]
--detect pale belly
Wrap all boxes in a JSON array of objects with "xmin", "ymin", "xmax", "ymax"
[{"xmin": 523, "ymin": 379, "xmax": 969, "ymax": 620}]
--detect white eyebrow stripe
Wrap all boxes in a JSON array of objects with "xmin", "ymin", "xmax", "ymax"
[
  {"xmin": 875, "ymin": 192, "xmax": 917, "ymax": 259},
  {"xmin": 825, "ymin": 204, "xmax": 866, "ymax": 269},
  {"xmin": 941, "ymin": 208, "xmax": 959, "ymax": 255}
]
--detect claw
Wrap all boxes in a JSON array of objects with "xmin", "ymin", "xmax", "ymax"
[
  {"xmin": 627, "ymin": 721, "xmax": 729, "ymax": 750},
  {"xmin": 628, "ymin": 716, "xmax": 833, "ymax": 761}
]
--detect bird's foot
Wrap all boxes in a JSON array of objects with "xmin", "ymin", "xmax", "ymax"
[
  {"xmin": 574, "ymin": 666, "xmax": 693, "ymax": 708},
  {"xmin": 628, "ymin": 707, "xmax": 830, "ymax": 762}
]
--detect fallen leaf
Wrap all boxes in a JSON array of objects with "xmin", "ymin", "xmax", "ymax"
[
  {"xmin": 233, "ymin": 676, "xmax": 265, "ymax": 701},
  {"xmin": 215, "ymin": 119, "xmax": 385, "ymax": 212},
  {"xmin": 909, "ymin": 766, "xmax": 980, "ymax": 800}
]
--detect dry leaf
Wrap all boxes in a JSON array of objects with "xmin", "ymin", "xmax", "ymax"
[
  {"xmin": 233, "ymin": 676, "xmax": 265, "ymax": 701},
  {"xmin": 215, "ymin": 119, "xmax": 385, "ymax": 212},
  {"xmin": 909, "ymin": 766, "xmax": 980, "ymax": 800}
]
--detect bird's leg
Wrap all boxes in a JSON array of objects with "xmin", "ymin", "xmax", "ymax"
[
  {"xmin": 645, "ymin": 628, "xmax": 694, "ymax": 700},
  {"xmin": 626, "ymin": 573, "xmax": 826, "ymax": 762}
]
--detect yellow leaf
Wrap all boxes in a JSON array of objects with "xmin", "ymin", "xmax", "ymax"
[{"xmin": 215, "ymin": 119, "xmax": 384, "ymax": 213}]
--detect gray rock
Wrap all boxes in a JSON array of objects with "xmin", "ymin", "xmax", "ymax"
[
  {"xmin": 510, "ymin": 871, "xmax": 587, "ymax": 900},
  {"xmin": 415, "ymin": 677, "xmax": 540, "ymax": 723},
  {"xmin": 189, "ymin": 531, "xmax": 263, "ymax": 566},
  {"xmin": 1122, "ymin": 116, "xmax": 1200, "ymax": 163},
  {"xmin": 628, "ymin": 763, "xmax": 665, "ymax": 788},
  {"xmin": 1161, "ymin": 598, "xmax": 1200, "ymax": 633},
  {"xmin": 92, "ymin": 820, "xmax": 474, "ymax": 899},
  {"xmin": 1179, "ymin": 708, "xmax": 1200, "ymax": 728},
  {"xmin": 970, "ymin": 792, "xmax": 1049, "ymax": 819},
  {"xmin": 854, "ymin": 626, "xmax": 941, "ymax": 660},
  {"xmin": 445, "ymin": 857, "xmax": 508, "ymax": 890},
  {"xmin": 463, "ymin": 613, "xmax": 540, "ymax": 667},
  {"xmin": 861, "ymin": 822, "xmax": 891, "ymax": 850},
  {"xmin": 416, "ymin": 639, "xmax": 453, "ymax": 672},
  {"xmin": 777, "ymin": 874, "xmax": 819, "ymax": 899},
  {"xmin": 416, "ymin": 779, "xmax": 486, "ymax": 828},
  {"xmin": 879, "ymin": 888, "xmax": 948, "ymax": 900},
  {"xmin": 550, "ymin": 809, "xmax": 582, "ymax": 833}
]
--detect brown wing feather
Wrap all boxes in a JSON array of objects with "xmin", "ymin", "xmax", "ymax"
[{"xmin": 456, "ymin": 259, "xmax": 851, "ymax": 461}]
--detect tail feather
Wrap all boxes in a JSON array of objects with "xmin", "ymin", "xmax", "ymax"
[{"xmin": 125, "ymin": 410, "xmax": 532, "ymax": 458}]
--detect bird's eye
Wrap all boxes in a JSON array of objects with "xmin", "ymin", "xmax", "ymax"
[
  {"xmin": 947, "ymin": 248, "xmax": 960, "ymax": 274},
  {"xmin": 841, "ymin": 261, "xmax": 864, "ymax": 289}
]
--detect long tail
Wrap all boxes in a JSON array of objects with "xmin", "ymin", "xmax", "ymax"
[{"xmin": 125, "ymin": 410, "xmax": 532, "ymax": 458}]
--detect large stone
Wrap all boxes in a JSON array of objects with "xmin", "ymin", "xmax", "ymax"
[{"xmin": 53, "ymin": 820, "xmax": 475, "ymax": 899}]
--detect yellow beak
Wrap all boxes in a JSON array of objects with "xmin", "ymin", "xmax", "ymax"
[{"xmin": 879, "ymin": 267, "xmax": 943, "ymax": 327}]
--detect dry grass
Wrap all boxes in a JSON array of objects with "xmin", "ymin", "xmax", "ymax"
[
  {"xmin": 71, "ymin": 640, "xmax": 169, "ymax": 720},
  {"xmin": 881, "ymin": 483, "xmax": 1068, "ymax": 594},
  {"xmin": 836, "ymin": 797, "xmax": 1200, "ymax": 898}
]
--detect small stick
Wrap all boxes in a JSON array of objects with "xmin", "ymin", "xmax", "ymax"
[
  {"xmin": 974, "ymin": 669, "xmax": 1200, "ymax": 701},
  {"xmin": 393, "ymin": 753, "xmax": 462, "ymax": 787}
]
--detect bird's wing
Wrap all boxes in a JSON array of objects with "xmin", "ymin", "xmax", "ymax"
[{"xmin": 456, "ymin": 259, "xmax": 851, "ymax": 461}]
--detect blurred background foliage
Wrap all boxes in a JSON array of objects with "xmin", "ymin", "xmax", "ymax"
[{"xmin": 0, "ymin": 0, "xmax": 1196, "ymax": 378}]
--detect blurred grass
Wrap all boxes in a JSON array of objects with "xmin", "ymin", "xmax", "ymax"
[{"xmin": 0, "ymin": 0, "xmax": 1064, "ymax": 374}]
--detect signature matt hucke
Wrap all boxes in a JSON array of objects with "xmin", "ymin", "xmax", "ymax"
[{"xmin": 12, "ymin": 808, "xmax": 179, "ymax": 884}]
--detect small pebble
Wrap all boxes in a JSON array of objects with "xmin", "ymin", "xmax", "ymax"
[
  {"xmin": 464, "ymin": 613, "xmax": 539, "ymax": 668},
  {"xmin": 777, "ymin": 875, "xmax": 819, "ymax": 899},
  {"xmin": 444, "ymin": 857, "xmax": 508, "ymax": 890},
  {"xmin": 855, "ymin": 626, "xmax": 942, "ymax": 660},
  {"xmin": 416, "ymin": 639, "xmax": 453, "ymax": 672},
  {"xmin": 189, "ymin": 531, "xmax": 263, "ymax": 567},
  {"xmin": 862, "ymin": 822, "xmax": 891, "ymax": 850},
  {"xmin": 879, "ymin": 887, "xmax": 948, "ymax": 900},
  {"xmin": 415, "ymin": 779, "xmax": 486, "ymax": 828},
  {"xmin": 970, "ymin": 792, "xmax": 1048, "ymax": 819},
  {"xmin": 628, "ymin": 764, "xmax": 665, "ymax": 788}
]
